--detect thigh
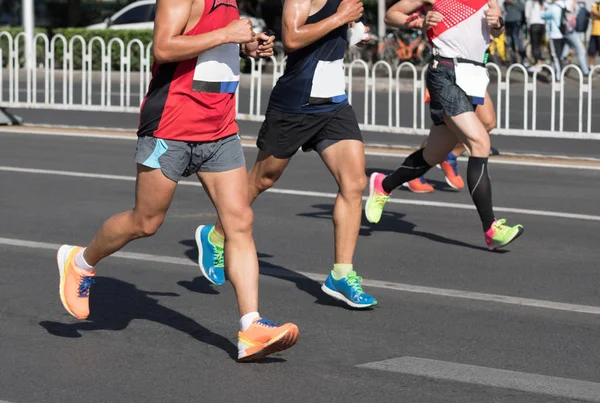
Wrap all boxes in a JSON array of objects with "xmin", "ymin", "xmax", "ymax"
[
  {"xmin": 249, "ymin": 150, "xmax": 291, "ymax": 184},
  {"xmin": 197, "ymin": 166, "xmax": 252, "ymax": 230},
  {"xmin": 319, "ymin": 139, "xmax": 366, "ymax": 188},
  {"xmin": 475, "ymin": 92, "xmax": 497, "ymax": 131},
  {"xmin": 443, "ymin": 112, "xmax": 489, "ymax": 148},
  {"xmin": 423, "ymin": 124, "xmax": 461, "ymax": 164},
  {"xmin": 134, "ymin": 164, "xmax": 178, "ymax": 220}
]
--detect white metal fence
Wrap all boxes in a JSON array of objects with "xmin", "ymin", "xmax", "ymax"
[{"xmin": 1, "ymin": 32, "xmax": 599, "ymax": 140}]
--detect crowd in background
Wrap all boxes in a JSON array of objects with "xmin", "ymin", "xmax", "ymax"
[{"xmin": 501, "ymin": 0, "xmax": 600, "ymax": 79}]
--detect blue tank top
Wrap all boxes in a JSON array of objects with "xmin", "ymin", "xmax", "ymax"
[{"xmin": 268, "ymin": 0, "xmax": 349, "ymax": 114}]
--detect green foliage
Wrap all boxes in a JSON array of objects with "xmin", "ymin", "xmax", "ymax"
[
  {"xmin": 0, "ymin": 28, "xmax": 46, "ymax": 67},
  {"xmin": 0, "ymin": 28, "xmax": 153, "ymax": 70},
  {"xmin": 53, "ymin": 28, "xmax": 153, "ymax": 70}
]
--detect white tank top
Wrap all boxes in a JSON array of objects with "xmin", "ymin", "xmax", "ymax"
[{"xmin": 427, "ymin": 0, "xmax": 491, "ymax": 62}]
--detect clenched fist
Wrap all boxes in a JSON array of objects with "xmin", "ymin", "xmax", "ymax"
[
  {"xmin": 225, "ymin": 18, "xmax": 255, "ymax": 44},
  {"xmin": 336, "ymin": 0, "xmax": 364, "ymax": 25}
]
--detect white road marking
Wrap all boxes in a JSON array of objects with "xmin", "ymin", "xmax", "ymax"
[
  {"xmin": 1, "ymin": 165, "xmax": 600, "ymax": 222},
  {"xmin": 358, "ymin": 357, "xmax": 600, "ymax": 402},
  {"xmin": 2, "ymin": 128, "xmax": 600, "ymax": 170},
  {"xmin": 2, "ymin": 236, "xmax": 600, "ymax": 315}
]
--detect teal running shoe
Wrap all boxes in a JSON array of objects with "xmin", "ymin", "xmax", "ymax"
[
  {"xmin": 195, "ymin": 225, "xmax": 225, "ymax": 286},
  {"xmin": 321, "ymin": 270, "xmax": 377, "ymax": 308}
]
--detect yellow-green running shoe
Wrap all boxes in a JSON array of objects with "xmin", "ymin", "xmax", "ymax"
[
  {"xmin": 365, "ymin": 172, "xmax": 391, "ymax": 224},
  {"xmin": 485, "ymin": 219, "xmax": 524, "ymax": 250}
]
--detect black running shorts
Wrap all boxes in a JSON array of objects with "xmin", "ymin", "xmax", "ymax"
[
  {"xmin": 427, "ymin": 61, "xmax": 478, "ymax": 126},
  {"xmin": 256, "ymin": 104, "xmax": 363, "ymax": 159}
]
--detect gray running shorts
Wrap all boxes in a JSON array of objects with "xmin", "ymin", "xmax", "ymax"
[{"xmin": 134, "ymin": 134, "xmax": 245, "ymax": 182}]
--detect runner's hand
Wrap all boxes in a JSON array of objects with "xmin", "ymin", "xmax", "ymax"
[
  {"xmin": 225, "ymin": 18, "xmax": 256, "ymax": 44},
  {"xmin": 336, "ymin": 0, "xmax": 364, "ymax": 25},
  {"xmin": 484, "ymin": 7, "xmax": 502, "ymax": 28},
  {"xmin": 424, "ymin": 11, "xmax": 444, "ymax": 30},
  {"xmin": 244, "ymin": 32, "xmax": 275, "ymax": 58}
]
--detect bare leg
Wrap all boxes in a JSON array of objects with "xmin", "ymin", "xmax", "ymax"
[
  {"xmin": 319, "ymin": 140, "xmax": 367, "ymax": 264},
  {"xmin": 84, "ymin": 165, "xmax": 176, "ymax": 265},
  {"xmin": 198, "ymin": 166, "xmax": 261, "ymax": 317},
  {"xmin": 214, "ymin": 151, "xmax": 290, "ymax": 236}
]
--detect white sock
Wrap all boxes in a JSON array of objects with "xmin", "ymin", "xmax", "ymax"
[
  {"xmin": 239, "ymin": 311, "xmax": 260, "ymax": 331},
  {"xmin": 75, "ymin": 249, "xmax": 95, "ymax": 272}
]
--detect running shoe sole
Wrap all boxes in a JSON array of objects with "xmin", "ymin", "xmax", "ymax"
[
  {"xmin": 403, "ymin": 182, "xmax": 433, "ymax": 194},
  {"xmin": 194, "ymin": 225, "xmax": 221, "ymax": 286},
  {"xmin": 321, "ymin": 284, "xmax": 377, "ymax": 309},
  {"xmin": 57, "ymin": 245, "xmax": 78, "ymax": 319},
  {"xmin": 238, "ymin": 326, "xmax": 299, "ymax": 362},
  {"xmin": 488, "ymin": 226, "xmax": 525, "ymax": 251}
]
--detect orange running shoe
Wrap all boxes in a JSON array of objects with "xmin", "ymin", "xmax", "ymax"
[
  {"xmin": 438, "ymin": 154, "xmax": 465, "ymax": 190},
  {"xmin": 237, "ymin": 317, "xmax": 299, "ymax": 361},
  {"xmin": 57, "ymin": 245, "xmax": 96, "ymax": 320},
  {"xmin": 404, "ymin": 177, "xmax": 434, "ymax": 193}
]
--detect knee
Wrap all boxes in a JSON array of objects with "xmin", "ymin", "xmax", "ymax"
[
  {"xmin": 252, "ymin": 172, "xmax": 279, "ymax": 193},
  {"xmin": 340, "ymin": 173, "xmax": 368, "ymax": 199},
  {"xmin": 467, "ymin": 135, "xmax": 491, "ymax": 157},
  {"xmin": 223, "ymin": 206, "xmax": 254, "ymax": 237},
  {"xmin": 133, "ymin": 214, "xmax": 165, "ymax": 238}
]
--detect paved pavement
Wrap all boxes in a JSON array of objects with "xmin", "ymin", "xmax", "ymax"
[{"xmin": 1, "ymin": 129, "xmax": 599, "ymax": 403}]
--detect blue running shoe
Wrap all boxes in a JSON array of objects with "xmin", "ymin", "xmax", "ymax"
[
  {"xmin": 195, "ymin": 225, "xmax": 225, "ymax": 286},
  {"xmin": 321, "ymin": 270, "xmax": 377, "ymax": 308}
]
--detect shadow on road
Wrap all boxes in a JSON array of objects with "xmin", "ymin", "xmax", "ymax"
[
  {"xmin": 178, "ymin": 240, "xmax": 368, "ymax": 310},
  {"xmin": 297, "ymin": 203, "xmax": 504, "ymax": 253},
  {"xmin": 39, "ymin": 277, "xmax": 239, "ymax": 360}
]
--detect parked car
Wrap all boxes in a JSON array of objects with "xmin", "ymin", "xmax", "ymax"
[{"xmin": 86, "ymin": 0, "xmax": 267, "ymax": 33}]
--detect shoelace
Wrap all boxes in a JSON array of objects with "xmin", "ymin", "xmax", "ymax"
[
  {"xmin": 448, "ymin": 159, "xmax": 459, "ymax": 175},
  {"xmin": 374, "ymin": 194, "xmax": 390, "ymax": 208},
  {"xmin": 78, "ymin": 276, "xmax": 95, "ymax": 298},
  {"xmin": 346, "ymin": 274, "xmax": 365, "ymax": 293},
  {"xmin": 491, "ymin": 219, "xmax": 508, "ymax": 234},
  {"xmin": 214, "ymin": 246, "xmax": 224, "ymax": 268},
  {"xmin": 256, "ymin": 318, "xmax": 278, "ymax": 327},
  {"xmin": 418, "ymin": 176, "xmax": 428, "ymax": 185}
]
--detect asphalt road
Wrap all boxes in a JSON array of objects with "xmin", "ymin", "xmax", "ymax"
[
  {"xmin": 1, "ymin": 130, "xmax": 599, "ymax": 403},
  {"xmin": 5, "ymin": 107, "xmax": 600, "ymax": 159}
]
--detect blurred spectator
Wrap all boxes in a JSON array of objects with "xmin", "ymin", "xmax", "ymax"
[
  {"xmin": 504, "ymin": 0, "xmax": 527, "ymax": 63},
  {"xmin": 588, "ymin": 0, "xmax": 600, "ymax": 68},
  {"xmin": 526, "ymin": 0, "xmax": 546, "ymax": 71},
  {"xmin": 541, "ymin": 0, "xmax": 566, "ymax": 79},
  {"xmin": 560, "ymin": 0, "xmax": 589, "ymax": 75}
]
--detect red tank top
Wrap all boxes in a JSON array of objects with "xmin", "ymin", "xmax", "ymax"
[{"xmin": 138, "ymin": 0, "xmax": 240, "ymax": 142}]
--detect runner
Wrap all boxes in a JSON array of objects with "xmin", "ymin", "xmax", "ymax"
[
  {"xmin": 384, "ymin": 0, "xmax": 497, "ymax": 194},
  {"xmin": 366, "ymin": 0, "xmax": 524, "ymax": 250},
  {"xmin": 55, "ymin": 0, "xmax": 298, "ymax": 361},
  {"xmin": 196, "ymin": 0, "xmax": 378, "ymax": 308}
]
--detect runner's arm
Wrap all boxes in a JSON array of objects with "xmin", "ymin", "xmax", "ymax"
[
  {"xmin": 384, "ymin": 0, "xmax": 426, "ymax": 28},
  {"xmin": 153, "ymin": 0, "xmax": 254, "ymax": 63},
  {"xmin": 281, "ymin": 0, "xmax": 363, "ymax": 52}
]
